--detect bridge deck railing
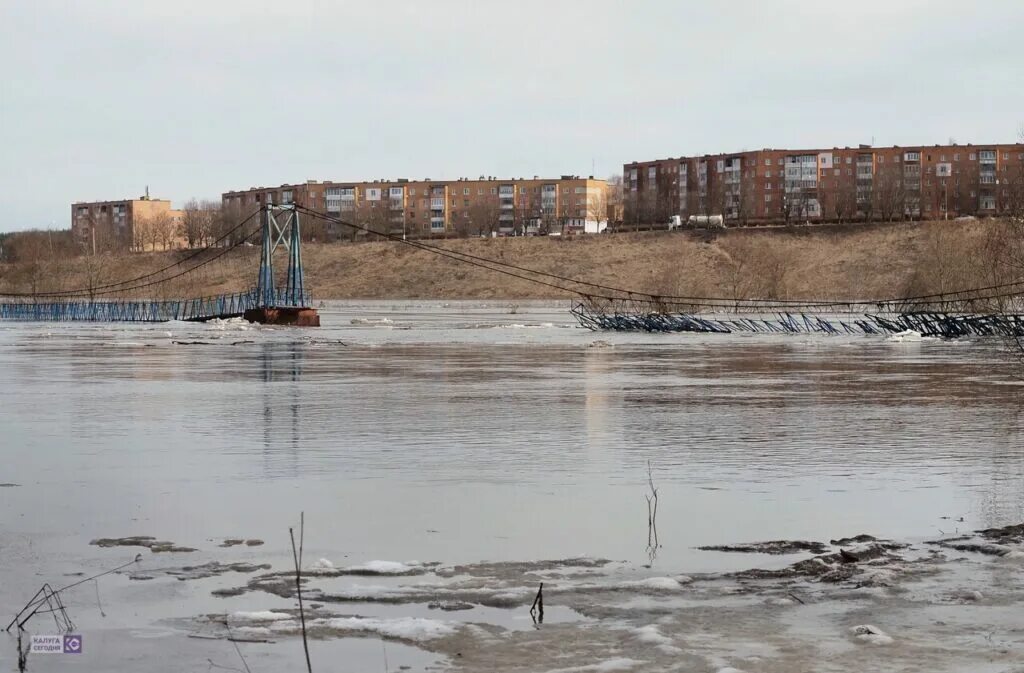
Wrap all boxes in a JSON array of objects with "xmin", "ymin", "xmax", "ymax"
[{"xmin": 0, "ymin": 288, "xmax": 312, "ymax": 323}]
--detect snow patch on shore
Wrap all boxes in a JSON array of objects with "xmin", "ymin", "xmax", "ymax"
[
  {"xmin": 346, "ymin": 560, "xmax": 422, "ymax": 574},
  {"xmin": 230, "ymin": 611, "xmax": 291, "ymax": 622},
  {"xmin": 272, "ymin": 616, "xmax": 455, "ymax": 641},
  {"xmin": 620, "ymin": 576, "xmax": 692, "ymax": 591},
  {"xmin": 544, "ymin": 658, "xmax": 646, "ymax": 672},
  {"xmin": 632, "ymin": 624, "xmax": 681, "ymax": 653}
]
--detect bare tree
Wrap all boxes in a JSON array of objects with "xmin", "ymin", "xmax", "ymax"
[
  {"xmin": 181, "ymin": 199, "xmax": 204, "ymax": 248},
  {"xmin": 605, "ymin": 174, "xmax": 624, "ymax": 231},
  {"xmin": 1004, "ymin": 162, "xmax": 1024, "ymax": 221},
  {"xmin": 140, "ymin": 212, "xmax": 177, "ymax": 251},
  {"xmin": 874, "ymin": 170, "xmax": 905, "ymax": 222},
  {"xmin": 353, "ymin": 196, "xmax": 391, "ymax": 241},
  {"xmin": 132, "ymin": 216, "xmax": 151, "ymax": 252},
  {"xmin": 622, "ymin": 189, "xmax": 640, "ymax": 229},
  {"xmin": 825, "ymin": 179, "xmax": 857, "ymax": 224},
  {"xmin": 586, "ymin": 187, "xmax": 609, "ymax": 233},
  {"xmin": 181, "ymin": 199, "xmax": 220, "ymax": 247},
  {"xmin": 467, "ymin": 193, "xmax": 501, "ymax": 237}
]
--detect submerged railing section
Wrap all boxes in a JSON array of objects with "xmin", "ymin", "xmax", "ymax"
[
  {"xmin": 571, "ymin": 303, "xmax": 1024, "ymax": 338},
  {"xmin": 0, "ymin": 288, "xmax": 312, "ymax": 323}
]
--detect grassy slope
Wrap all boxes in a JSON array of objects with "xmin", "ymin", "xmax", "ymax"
[{"xmin": 0, "ymin": 220, "xmax": 1000, "ymax": 301}]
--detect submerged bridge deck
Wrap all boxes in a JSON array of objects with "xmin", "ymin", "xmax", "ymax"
[{"xmin": 0, "ymin": 288, "xmax": 311, "ymax": 323}]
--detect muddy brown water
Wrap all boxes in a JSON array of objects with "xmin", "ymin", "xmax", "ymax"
[{"xmin": 0, "ymin": 300, "xmax": 1022, "ymax": 672}]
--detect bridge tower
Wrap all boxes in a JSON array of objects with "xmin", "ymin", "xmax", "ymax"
[{"xmin": 244, "ymin": 204, "xmax": 320, "ymax": 326}]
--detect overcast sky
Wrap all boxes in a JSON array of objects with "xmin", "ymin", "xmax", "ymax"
[{"xmin": 1, "ymin": 0, "xmax": 1022, "ymax": 232}]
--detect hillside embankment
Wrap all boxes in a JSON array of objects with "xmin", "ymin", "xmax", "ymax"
[{"xmin": 0, "ymin": 219, "xmax": 1018, "ymax": 302}]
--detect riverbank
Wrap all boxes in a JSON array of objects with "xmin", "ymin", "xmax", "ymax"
[{"xmin": 0, "ymin": 219, "xmax": 1011, "ymax": 301}]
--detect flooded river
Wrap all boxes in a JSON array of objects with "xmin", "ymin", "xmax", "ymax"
[{"xmin": 1, "ymin": 301, "xmax": 1022, "ymax": 672}]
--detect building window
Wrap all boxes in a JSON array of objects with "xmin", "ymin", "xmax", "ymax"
[
  {"xmin": 490, "ymin": 188, "xmax": 497, "ymax": 195},
  {"xmin": 764, "ymin": 158, "xmax": 771, "ymax": 166},
  {"xmin": 969, "ymin": 153, "xmax": 977, "ymax": 161},
  {"xmin": 410, "ymin": 188, "xmax": 416, "ymax": 196},
  {"xmin": 765, "ymin": 170, "xmax": 771, "ymax": 178},
  {"xmin": 878, "ymin": 156, "xmax": 884, "ymax": 163},
  {"xmin": 765, "ymin": 194, "xmax": 772, "ymax": 202},
  {"xmin": 478, "ymin": 189, "xmax": 484, "ymax": 195},
  {"xmin": 463, "ymin": 188, "xmax": 470, "ymax": 195},
  {"xmin": 765, "ymin": 182, "xmax": 772, "ymax": 190}
]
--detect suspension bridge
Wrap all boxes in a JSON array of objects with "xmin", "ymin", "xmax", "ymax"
[
  {"xmin": 0, "ymin": 205, "xmax": 319, "ymax": 326},
  {"xmin": 2, "ymin": 202, "xmax": 1022, "ymax": 338}
]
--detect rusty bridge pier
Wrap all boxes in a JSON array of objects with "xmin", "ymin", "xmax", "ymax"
[{"xmin": 244, "ymin": 204, "xmax": 320, "ymax": 327}]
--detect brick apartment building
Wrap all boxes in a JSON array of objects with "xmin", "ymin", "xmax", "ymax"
[
  {"xmin": 222, "ymin": 176, "xmax": 609, "ymax": 240},
  {"xmin": 624, "ymin": 142, "xmax": 1024, "ymax": 225},
  {"xmin": 71, "ymin": 194, "xmax": 184, "ymax": 252}
]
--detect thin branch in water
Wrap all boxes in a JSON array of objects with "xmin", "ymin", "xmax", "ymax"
[
  {"xmin": 220, "ymin": 614, "xmax": 252, "ymax": 673},
  {"xmin": 290, "ymin": 512, "xmax": 313, "ymax": 673},
  {"xmin": 529, "ymin": 582, "xmax": 544, "ymax": 625},
  {"xmin": 207, "ymin": 658, "xmax": 245, "ymax": 673},
  {"xmin": 94, "ymin": 579, "xmax": 106, "ymax": 618},
  {"xmin": 645, "ymin": 460, "xmax": 660, "ymax": 563}
]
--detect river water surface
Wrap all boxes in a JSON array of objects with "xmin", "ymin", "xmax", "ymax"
[{"xmin": 1, "ymin": 301, "xmax": 1022, "ymax": 672}]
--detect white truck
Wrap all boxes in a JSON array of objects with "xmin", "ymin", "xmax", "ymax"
[{"xmin": 687, "ymin": 214, "xmax": 725, "ymax": 229}]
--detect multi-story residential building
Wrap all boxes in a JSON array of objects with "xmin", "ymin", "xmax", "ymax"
[
  {"xmin": 222, "ymin": 176, "xmax": 609, "ymax": 240},
  {"xmin": 70, "ymin": 194, "xmax": 184, "ymax": 252},
  {"xmin": 624, "ymin": 142, "xmax": 1024, "ymax": 225}
]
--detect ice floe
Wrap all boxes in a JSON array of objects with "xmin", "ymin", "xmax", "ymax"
[{"xmin": 850, "ymin": 624, "xmax": 893, "ymax": 645}]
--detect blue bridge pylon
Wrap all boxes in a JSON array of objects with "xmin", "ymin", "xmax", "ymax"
[{"xmin": 257, "ymin": 204, "xmax": 307, "ymax": 309}]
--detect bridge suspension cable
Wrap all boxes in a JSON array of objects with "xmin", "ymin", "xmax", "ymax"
[{"xmin": 294, "ymin": 206, "xmax": 1024, "ymax": 312}]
